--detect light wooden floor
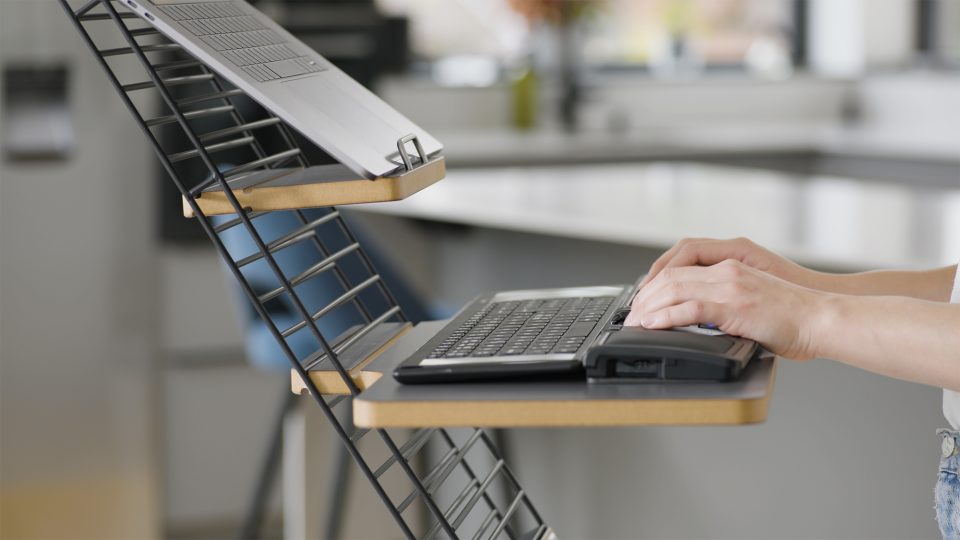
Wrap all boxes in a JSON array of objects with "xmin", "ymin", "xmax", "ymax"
[{"xmin": 1, "ymin": 470, "xmax": 159, "ymax": 540}]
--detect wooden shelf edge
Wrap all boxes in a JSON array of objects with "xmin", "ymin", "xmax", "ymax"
[
  {"xmin": 352, "ymin": 396, "xmax": 770, "ymax": 428},
  {"xmin": 352, "ymin": 361, "xmax": 777, "ymax": 428},
  {"xmin": 183, "ymin": 157, "xmax": 445, "ymax": 217},
  {"xmin": 290, "ymin": 323, "xmax": 411, "ymax": 396}
]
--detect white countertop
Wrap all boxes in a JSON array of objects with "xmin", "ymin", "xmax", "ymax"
[
  {"xmin": 436, "ymin": 125, "xmax": 960, "ymax": 165},
  {"xmin": 357, "ymin": 162, "xmax": 960, "ymax": 271}
]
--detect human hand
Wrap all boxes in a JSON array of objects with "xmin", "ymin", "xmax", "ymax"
[
  {"xmin": 625, "ymin": 259, "xmax": 829, "ymax": 360},
  {"xmin": 638, "ymin": 237, "xmax": 824, "ymax": 290}
]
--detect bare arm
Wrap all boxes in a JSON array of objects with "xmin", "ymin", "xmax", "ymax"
[
  {"xmin": 639, "ymin": 237, "xmax": 956, "ymax": 301},
  {"xmin": 813, "ymin": 294, "xmax": 960, "ymax": 391},
  {"xmin": 813, "ymin": 266, "xmax": 956, "ymax": 301}
]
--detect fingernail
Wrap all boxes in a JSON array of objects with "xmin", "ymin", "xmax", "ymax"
[{"xmin": 640, "ymin": 315, "xmax": 656, "ymax": 327}]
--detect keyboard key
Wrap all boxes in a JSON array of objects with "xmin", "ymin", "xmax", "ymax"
[
  {"xmin": 563, "ymin": 322, "xmax": 596, "ymax": 338},
  {"xmin": 424, "ymin": 295, "xmax": 615, "ymax": 359}
]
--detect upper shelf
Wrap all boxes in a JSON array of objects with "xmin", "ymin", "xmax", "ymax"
[{"xmin": 183, "ymin": 156, "xmax": 445, "ymax": 217}]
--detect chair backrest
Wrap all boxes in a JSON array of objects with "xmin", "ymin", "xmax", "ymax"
[{"xmin": 216, "ymin": 208, "xmax": 431, "ymax": 370}]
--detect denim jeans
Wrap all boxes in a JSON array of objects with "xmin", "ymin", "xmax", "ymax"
[{"xmin": 937, "ymin": 429, "xmax": 960, "ymax": 538}]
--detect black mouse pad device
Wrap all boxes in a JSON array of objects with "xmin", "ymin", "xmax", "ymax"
[{"xmin": 583, "ymin": 325, "xmax": 760, "ymax": 382}]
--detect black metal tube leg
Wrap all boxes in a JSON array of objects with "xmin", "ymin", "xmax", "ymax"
[
  {"xmin": 491, "ymin": 428, "xmax": 523, "ymax": 539},
  {"xmin": 492, "ymin": 429, "xmax": 511, "ymax": 506}
]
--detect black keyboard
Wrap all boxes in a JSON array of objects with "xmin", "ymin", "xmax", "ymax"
[{"xmin": 427, "ymin": 296, "xmax": 616, "ymax": 359}]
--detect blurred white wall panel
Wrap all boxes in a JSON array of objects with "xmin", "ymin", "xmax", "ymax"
[
  {"xmin": 847, "ymin": 73, "xmax": 960, "ymax": 158},
  {"xmin": 863, "ymin": 0, "xmax": 916, "ymax": 68},
  {"xmin": 160, "ymin": 248, "xmax": 246, "ymax": 353},
  {"xmin": 0, "ymin": 1, "xmax": 161, "ymax": 538}
]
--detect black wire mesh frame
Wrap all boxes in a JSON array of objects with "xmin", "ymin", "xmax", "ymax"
[{"xmin": 58, "ymin": 1, "xmax": 551, "ymax": 538}]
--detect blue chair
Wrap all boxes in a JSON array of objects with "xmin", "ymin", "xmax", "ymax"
[{"xmin": 218, "ymin": 208, "xmax": 431, "ymax": 370}]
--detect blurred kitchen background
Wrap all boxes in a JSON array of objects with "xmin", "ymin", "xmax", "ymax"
[{"xmin": 1, "ymin": 0, "xmax": 959, "ymax": 538}]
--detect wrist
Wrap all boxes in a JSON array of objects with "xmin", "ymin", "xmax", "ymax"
[
  {"xmin": 807, "ymin": 292, "xmax": 847, "ymax": 359},
  {"xmin": 777, "ymin": 260, "xmax": 839, "ymax": 293},
  {"xmin": 804, "ymin": 270, "xmax": 844, "ymax": 293}
]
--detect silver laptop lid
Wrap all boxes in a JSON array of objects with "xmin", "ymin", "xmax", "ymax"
[{"xmin": 138, "ymin": 0, "xmax": 442, "ymax": 179}]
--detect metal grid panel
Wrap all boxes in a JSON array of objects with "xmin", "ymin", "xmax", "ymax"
[{"xmin": 58, "ymin": 1, "xmax": 552, "ymax": 538}]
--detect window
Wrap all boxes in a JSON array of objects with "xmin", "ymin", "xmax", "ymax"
[
  {"xmin": 580, "ymin": 0, "xmax": 796, "ymax": 74},
  {"xmin": 376, "ymin": 0, "xmax": 801, "ymax": 78}
]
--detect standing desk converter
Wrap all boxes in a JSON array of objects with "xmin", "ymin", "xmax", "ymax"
[
  {"xmin": 61, "ymin": 1, "xmax": 775, "ymax": 535},
  {"xmin": 292, "ymin": 321, "xmax": 778, "ymax": 428}
]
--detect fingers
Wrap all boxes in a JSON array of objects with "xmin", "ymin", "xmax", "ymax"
[
  {"xmin": 626, "ymin": 260, "xmax": 748, "ymax": 327},
  {"xmin": 639, "ymin": 237, "xmax": 751, "ymax": 288},
  {"xmin": 664, "ymin": 238, "xmax": 751, "ymax": 272},
  {"xmin": 625, "ymin": 266, "xmax": 715, "ymax": 326},
  {"xmin": 633, "ymin": 266, "xmax": 710, "ymax": 305},
  {"xmin": 638, "ymin": 238, "xmax": 699, "ymax": 288},
  {"xmin": 632, "ymin": 265, "xmax": 725, "ymax": 309},
  {"xmin": 639, "ymin": 300, "xmax": 723, "ymax": 329},
  {"xmin": 633, "ymin": 280, "xmax": 728, "ymax": 318}
]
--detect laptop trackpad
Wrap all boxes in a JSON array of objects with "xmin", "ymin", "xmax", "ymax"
[{"xmin": 267, "ymin": 59, "xmax": 323, "ymax": 78}]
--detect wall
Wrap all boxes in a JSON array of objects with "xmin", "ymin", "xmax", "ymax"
[
  {"xmin": 158, "ymin": 246, "xmax": 283, "ymax": 530},
  {"xmin": 840, "ymin": 72, "xmax": 960, "ymax": 158},
  {"xmin": 0, "ymin": 1, "xmax": 160, "ymax": 538}
]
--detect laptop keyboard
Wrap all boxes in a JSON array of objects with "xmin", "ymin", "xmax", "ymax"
[
  {"xmin": 157, "ymin": 2, "xmax": 325, "ymax": 82},
  {"xmin": 427, "ymin": 296, "xmax": 616, "ymax": 359}
]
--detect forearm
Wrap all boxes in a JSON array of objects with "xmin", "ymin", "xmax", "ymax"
[
  {"xmin": 812, "ymin": 294, "xmax": 960, "ymax": 391},
  {"xmin": 806, "ymin": 265, "xmax": 956, "ymax": 302}
]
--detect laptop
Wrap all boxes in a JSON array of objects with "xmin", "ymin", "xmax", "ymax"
[{"xmin": 120, "ymin": 0, "xmax": 443, "ymax": 179}]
